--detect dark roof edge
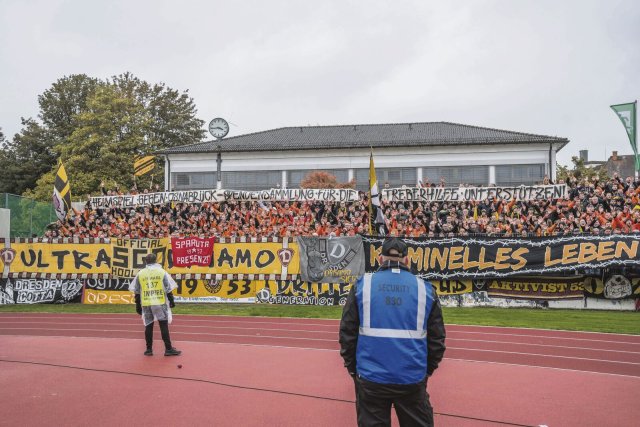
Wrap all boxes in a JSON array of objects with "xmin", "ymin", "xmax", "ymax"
[{"xmin": 159, "ymin": 138, "xmax": 570, "ymax": 155}]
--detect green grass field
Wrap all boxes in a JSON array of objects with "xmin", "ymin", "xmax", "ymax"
[{"xmin": 1, "ymin": 304, "xmax": 638, "ymax": 334}]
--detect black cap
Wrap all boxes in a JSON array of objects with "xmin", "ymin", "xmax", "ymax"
[{"xmin": 381, "ymin": 238, "xmax": 408, "ymax": 257}]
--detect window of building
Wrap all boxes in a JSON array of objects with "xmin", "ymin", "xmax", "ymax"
[
  {"xmin": 287, "ymin": 169, "xmax": 349, "ymax": 188},
  {"xmin": 171, "ymin": 172, "xmax": 216, "ymax": 190},
  {"xmin": 222, "ymin": 170, "xmax": 282, "ymax": 190},
  {"xmin": 354, "ymin": 168, "xmax": 417, "ymax": 191},
  {"xmin": 423, "ymin": 166, "xmax": 489, "ymax": 186},
  {"xmin": 495, "ymin": 164, "xmax": 545, "ymax": 186}
]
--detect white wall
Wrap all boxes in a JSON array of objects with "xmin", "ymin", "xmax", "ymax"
[{"xmin": 167, "ymin": 142, "xmax": 560, "ymax": 187}]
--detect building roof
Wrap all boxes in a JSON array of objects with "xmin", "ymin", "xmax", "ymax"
[
  {"xmin": 158, "ymin": 121, "xmax": 569, "ymax": 154},
  {"xmin": 605, "ymin": 153, "xmax": 636, "ymax": 178}
]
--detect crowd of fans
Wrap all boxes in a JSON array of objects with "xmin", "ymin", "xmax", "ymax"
[{"xmin": 46, "ymin": 173, "xmax": 640, "ymax": 239}]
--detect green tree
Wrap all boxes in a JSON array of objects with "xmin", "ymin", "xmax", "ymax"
[
  {"xmin": 38, "ymin": 74, "xmax": 100, "ymax": 143},
  {"xmin": 0, "ymin": 75, "xmax": 100, "ymax": 195},
  {"xmin": 557, "ymin": 156, "xmax": 609, "ymax": 183},
  {"xmin": 26, "ymin": 73, "xmax": 206, "ymax": 200},
  {"xmin": 0, "ymin": 119, "xmax": 56, "ymax": 195}
]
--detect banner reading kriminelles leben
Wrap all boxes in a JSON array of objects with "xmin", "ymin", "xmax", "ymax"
[
  {"xmin": 363, "ymin": 234, "xmax": 640, "ymax": 280},
  {"xmin": 297, "ymin": 236, "xmax": 365, "ymax": 283}
]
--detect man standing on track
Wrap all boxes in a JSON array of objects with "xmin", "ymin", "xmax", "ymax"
[
  {"xmin": 129, "ymin": 253, "xmax": 182, "ymax": 357},
  {"xmin": 339, "ymin": 237, "xmax": 446, "ymax": 426}
]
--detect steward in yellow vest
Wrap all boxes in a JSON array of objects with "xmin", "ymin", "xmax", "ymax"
[{"xmin": 129, "ymin": 253, "xmax": 181, "ymax": 357}]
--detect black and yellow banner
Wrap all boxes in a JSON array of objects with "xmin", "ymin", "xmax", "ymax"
[
  {"xmin": 364, "ymin": 235, "xmax": 640, "ymax": 280},
  {"xmin": 134, "ymin": 155, "xmax": 155, "ymax": 176},
  {"xmin": 3, "ymin": 242, "xmax": 111, "ymax": 274},
  {"xmin": 477, "ymin": 276, "xmax": 584, "ymax": 300},
  {"xmin": 112, "ymin": 239, "xmax": 169, "ymax": 278},
  {"xmin": 583, "ymin": 275, "xmax": 640, "ymax": 299}
]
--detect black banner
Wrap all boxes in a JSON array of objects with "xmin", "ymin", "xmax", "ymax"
[
  {"xmin": 255, "ymin": 279, "xmax": 352, "ymax": 306},
  {"xmin": 481, "ymin": 276, "xmax": 584, "ymax": 300},
  {"xmin": 363, "ymin": 235, "xmax": 640, "ymax": 280},
  {"xmin": 583, "ymin": 275, "xmax": 640, "ymax": 299},
  {"xmin": 0, "ymin": 278, "xmax": 83, "ymax": 304},
  {"xmin": 84, "ymin": 278, "xmax": 132, "ymax": 291}
]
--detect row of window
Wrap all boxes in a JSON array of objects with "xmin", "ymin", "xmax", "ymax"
[{"xmin": 170, "ymin": 164, "xmax": 546, "ymax": 191}]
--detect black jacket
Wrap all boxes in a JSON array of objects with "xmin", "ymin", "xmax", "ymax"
[{"xmin": 339, "ymin": 261, "xmax": 446, "ymax": 379}]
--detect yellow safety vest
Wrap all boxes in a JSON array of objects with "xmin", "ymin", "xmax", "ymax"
[{"xmin": 139, "ymin": 268, "xmax": 166, "ymax": 306}]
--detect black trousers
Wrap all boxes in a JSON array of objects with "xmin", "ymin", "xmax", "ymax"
[
  {"xmin": 355, "ymin": 376, "xmax": 433, "ymax": 427},
  {"xmin": 145, "ymin": 320, "xmax": 172, "ymax": 350}
]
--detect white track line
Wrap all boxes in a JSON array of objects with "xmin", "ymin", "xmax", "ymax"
[
  {"xmin": 2, "ymin": 334, "xmax": 638, "ymax": 380},
  {"xmin": 3, "ymin": 316, "xmax": 639, "ymax": 343},
  {"xmin": 0, "ymin": 321, "xmax": 337, "ymax": 334},
  {"xmin": 447, "ymin": 347, "xmax": 640, "ymax": 365},
  {"xmin": 3, "ymin": 318, "xmax": 638, "ymax": 346},
  {"xmin": 0, "ymin": 316, "xmax": 338, "ymax": 328},
  {"xmin": 447, "ymin": 338, "xmax": 640, "ymax": 355},
  {"xmin": 446, "ymin": 322, "xmax": 640, "ymax": 337},
  {"xmin": 450, "ymin": 330, "xmax": 640, "ymax": 345},
  {"xmin": 0, "ymin": 327, "xmax": 338, "ymax": 342},
  {"xmin": 445, "ymin": 358, "xmax": 640, "ymax": 380},
  {"xmin": 1, "ymin": 327, "xmax": 638, "ymax": 365},
  {"xmin": 2, "ymin": 322, "xmax": 638, "ymax": 354}
]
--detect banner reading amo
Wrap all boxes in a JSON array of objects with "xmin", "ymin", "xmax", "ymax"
[{"xmin": 363, "ymin": 234, "xmax": 640, "ymax": 280}]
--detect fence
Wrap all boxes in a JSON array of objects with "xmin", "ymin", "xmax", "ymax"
[{"xmin": 0, "ymin": 193, "xmax": 56, "ymax": 238}]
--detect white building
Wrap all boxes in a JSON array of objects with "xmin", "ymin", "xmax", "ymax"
[{"xmin": 159, "ymin": 121, "xmax": 568, "ymax": 192}]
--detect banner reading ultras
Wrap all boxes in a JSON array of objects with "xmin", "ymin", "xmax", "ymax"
[
  {"xmin": 382, "ymin": 184, "xmax": 567, "ymax": 202},
  {"xmin": 363, "ymin": 234, "xmax": 640, "ymax": 280},
  {"xmin": 3, "ymin": 242, "xmax": 111, "ymax": 274},
  {"xmin": 90, "ymin": 188, "xmax": 359, "ymax": 208}
]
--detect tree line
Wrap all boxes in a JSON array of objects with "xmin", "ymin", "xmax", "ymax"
[{"xmin": 0, "ymin": 73, "xmax": 205, "ymax": 201}]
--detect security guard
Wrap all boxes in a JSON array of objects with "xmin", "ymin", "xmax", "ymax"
[
  {"xmin": 339, "ymin": 238, "xmax": 446, "ymax": 426},
  {"xmin": 129, "ymin": 253, "xmax": 181, "ymax": 356}
]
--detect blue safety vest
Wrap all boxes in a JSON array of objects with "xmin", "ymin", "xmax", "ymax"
[{"xmin": 355, "ymin": 269, "xmax": 434, "ymax": 384}]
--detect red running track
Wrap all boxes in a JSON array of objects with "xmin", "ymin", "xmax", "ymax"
[{"xmin": 0, "ymin": 313, "xmax": 639, "ymax": 426}]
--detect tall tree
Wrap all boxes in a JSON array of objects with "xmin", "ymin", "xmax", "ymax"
[
  {"xmin": 27, "ymin": 74, "xmax": 206, "ymax": 200},
  {"xmin": 0, "ymin": 119, "xmax": 56, "ymax": 195},
  {"xmin": 0, "ymin": 75, "xmax": 100, "ymax": 195},
  {"xmin": 557, "ymin": 156, "xmax": 609, "ymax": 183},
  {"xmin": 38, "ymin": 74, "xmax": 100, "ymax": 143}
]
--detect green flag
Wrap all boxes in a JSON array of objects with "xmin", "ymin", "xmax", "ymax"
[{"xmin": 610, "ymin": 101, "xmax": 638, "ymax": 170}]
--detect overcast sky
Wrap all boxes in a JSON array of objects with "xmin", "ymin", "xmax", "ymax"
[{"xmin": 0, "ymin": 0, "xmax": 638, "ymax": 165}]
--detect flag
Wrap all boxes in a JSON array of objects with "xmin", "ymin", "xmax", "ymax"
[
  {"xmin": 52, "ymin": 160, "xmax": 72, "ymax": 221},
  {"xmin": 134, "ymin": 155, "xmax": 155, "ymax": 176},
  {"xmin": 369, "ymin": 151, "xmax": 386, "ymax": 236},
  {"xmin": 610, "ymin": 101, "xmax": 638, "ymax": 170}
]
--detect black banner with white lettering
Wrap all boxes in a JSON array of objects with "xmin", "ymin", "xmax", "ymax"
[
  {"xmin": 582, "ymin": 275, "xmax": 640, "ymax": 299},
  {"xmin": 363, "ymin": 235, "xmax": 640, "ymax": 280},
  {"xmin": 0, "ymin": 278, "xmax": 83, "ymax": 304}
]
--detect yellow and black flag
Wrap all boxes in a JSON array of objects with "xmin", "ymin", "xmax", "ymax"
[
  {"xmin": 368, "ymin": 151, "xmax": 387, "ymax": 236},
  {"xmin": 134, "ymin": 155, "xmax": 155, "ymax": 176},
  {"xmin": 52, "ymin": 160, "xmax": 72, "ymax": 221}
]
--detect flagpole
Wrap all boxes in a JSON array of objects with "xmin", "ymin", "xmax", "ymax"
[
  {"xmin": 633, "ymin": 99, "xmax": 638, "ymax": 180},
  {"xmin": 368, "ymin": 150, "xmax": 373, "ymax": 235}
]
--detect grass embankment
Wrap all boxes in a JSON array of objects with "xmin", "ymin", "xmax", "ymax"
[{"xmin": 1, "ymin": 304, "xmax": 638, "ymax": 335}]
